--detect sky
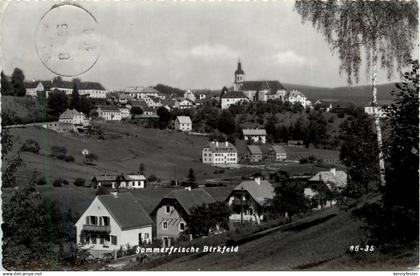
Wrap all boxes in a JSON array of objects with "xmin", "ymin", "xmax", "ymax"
[{"xmin": 1, "ymin": 1, "xmax": 416, "ymax": 90}]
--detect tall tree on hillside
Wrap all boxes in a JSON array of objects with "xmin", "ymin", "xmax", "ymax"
[
  {"xmin": 138, "ymin": 163, "xmax": 145, "ymax": 175},
  {"xmin": 80, "ymin": 95, "xmax": 94, "ymax": 115},
  {"xmin": 47, "ymin": 90, "xmax": 68, "ymax": 117},
  {"xmin": 157, "ymin": 106, "xmax": 171, "ymax": 129},
  {"xmin": 339, "ymin": 111, "xmax": 379, "ymax": 195},
  {"xmin": 217, "ymin": 110, "xmax": 235, "ymax": 135},
  {"xmin": 186, "ymin": 168, "xmax": 197, "ymax": 189},
  {"xmin": 295, "ymin": 0, "xmax": 418, "ymax": 187},
  {"xmin": 70, "ymin": 82, "xmax": 81, "ymax": 111},
  {"xmin": 11, "ymin": 68, "xmax": 26, "ymax": 97},
  {"xmin": 1, "ymin": 71, "xmax": 13, "ymax": 96}
]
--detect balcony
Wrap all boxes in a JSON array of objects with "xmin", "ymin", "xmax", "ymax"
[{"xmin": 82, "ymin": 224, "xmax": 111, "ymax": 233}]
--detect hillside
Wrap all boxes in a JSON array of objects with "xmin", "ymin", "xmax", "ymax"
[
  {"xmin": 283, "ymin": 83, "xmax": 396, "ymax": 106},
  {"xmin": 1, "ymin": 95, "xmax": 52, "ymax": 125},
  {"xmin": 148, "ymin": 207, "xmax": 418, "ymax": 270}
]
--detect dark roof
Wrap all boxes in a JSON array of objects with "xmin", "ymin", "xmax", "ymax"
[
  {"xmin": 233, "ymin": 179, "xmax": 275, "ymax": 206},
  {"xmin": 92, "ymin": 175, "xmax": 123, "ymax": 182},
  {"xmin": 49, "ymin": 79, "xmax": 105, "ymax": 90},
  {"xmin": 164, "ymin": 188, "xmax": 216, "ymax": 215},
  {"xmin": 98, "ymin": 193, "xmax": 153, "ymax": 230},
  {"xmin": 98, "ymin": 105, "xmax": 120, "ymax": 111},
  {"xmin": 241, "ymin": 81, "xmax": 286, "ymax": 92},
  {"xmin": 247, "ymin": 145, "xmax": 263, "ymax": 155},
  {"xmin": 235, "ymin": 61, "xmax": 245, "ymax": 75},
  {"xmin": 221, "ymin": 91, "xmax": 248, "ymax": 99},
  {"xmin": 207, "ymin": 141, "xmax": 237, "ymax": 153}
]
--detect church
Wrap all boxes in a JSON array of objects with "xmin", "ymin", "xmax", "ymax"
[{"xmin": 232, "ymin": 60, "xmax": 288, "ymax": 102}]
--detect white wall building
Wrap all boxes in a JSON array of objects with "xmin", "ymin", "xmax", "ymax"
[
  {"xmin": 202, "ymin": 141, "xmax": 238, "ymax": 165},
  {"xmin": 220, "ymin": 91, "xmax": 249, "ymax": 109},
  {"xmin": 75, "ymin": 192, "xmax": 153, "ymax": 258},
  {"xmin": 184, "ymin": 90, "xmax": 196, "ymax": 102},
  {"xmin": 97, "ymin": 106, "xmax": 122, "ymax": 121},
  {"xmin": 174, "ymin": 116, "xmax": 192, "ymax": 132},
  {"xmin": 242, "ymin": 128, "xmax": 267, "ymax": 144},
  {"xmin": 59, "ymin": 109, "xmax": 90, "ymax": 126},
  {"xmin": 286, "ymin": 90, "xmax": 311, "ymax": 108}
]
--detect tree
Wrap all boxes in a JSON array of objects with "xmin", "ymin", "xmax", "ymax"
[
  {"xmin": 265, "ymin": 115, "xmax": 278, "ymax": 142},
  {"xmin": 138, "ymin": 163, "xmax": 145, "ymax": 175},
  {"xmin": 2, "ymin": 187, "xmax": 66, "ymax": 268},
  {"xmin": 186, "ymin": 168, "xmax": 197, "ymax": 189},
  {"xmin": 217, "ymin": 110, "xmax": 235, "ymax": 135},
  {"xmin": 339, "ymin": 111, "xmax": 379, "ymax": 195},
  {"xmin": 20, "ymin": 139, "xmax": 40, "ymax": 154},
  {"xmin": 157, "ymin": 106, "xmax": 171, "ymax": 129},
  {"xmin": 80, "ymin": 96, "xmax": 94, "ymax": 115},
  {"xmin": 70, "ymin": 82, "xmax": 81, "ymax": 111},
  {"xmin": 47, "ymin": 90, "xmax": 68, "ymax": 117},
  {"xmin": 96, "ymin": 186, "xmax": 110, "ymax": 196},
  {"xmin": 11, "ymin": 68, "xmax": 26, "ymax": 97},
  {"xmin": 85, "ymin": 152, "xmax": 98, "ymax": 164},
  {"xmin": 1, "ymin": 70, "xmax": 13, "ymax": 95},
  {"xmin": 295, "ymin": 0, "xmax": 418, "ymax": 187},
  {"xmin": 272, "ymin": 174, "xmax": 309, "ymax": 222},
  {"xmin": 131, "ymin": 106, "xmax": 144, "ymax": 115},
  {"xmin": 187, "ymin": 202, "xmax": 231, "ymax": 238}
]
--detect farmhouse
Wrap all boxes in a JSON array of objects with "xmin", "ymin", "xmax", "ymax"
[
  {"xmin": 122, "ymin": 86, "xmax": 164, "ymax": 100},
  {"xmin": 308, "ymin": 168, "xmax": 347, "ymax": 191},
  {"xmin": 59, "ymin": 109, "xmax": 90, "ymax": 126},
  {"xmin": 270, "ymin": 145, "xmax": 287, "ymax": 161},
  {"xmin": 75, "ymin": 192, "xmax": 153, "ymax": 258},
  {"xmin": 184, "ymin": 90, "xmax": 196, "ymax": 102},
  {"xmin": 220, "ymin": 91, "xmax": 249, "ymax": 110},
  {"xmin": 242, "ymin": 128, "xmax": 267, "ymax": 144},
  {"xmin": 120, "ymin": 175, "xmax": 147, "ymax": 189},
  {"xmin": 202, "ymin": 141, "xmax": 238, "ymax": 165},
  {"xmin": 174, "ymin": 99, "xmax": 195, "ymax": 109},
  {"xmin": 247, "ymin": 145, "xmax": 263, "ymax": 163},
  {"xmin": 91, "ymin": 175, "xmax": 124, "ymax": 189},
  {"xmin": 43, "ymin": 121, "xmax": 75, "ymax": 133},
  {"xmin": 150, "ymin": 188, "xmax": 216, "ymax": 247},
  {"xmin": 286, "ymin": 90, "xmax": 312, "ymax": 108},
  {"xmin": 174, "ymin": 116, "xmax": 192, "ymax": 132},
  {"xmin": 24, "ymin": 80, "xmax": 47, "ymax": 97},
  {"xmin": 97, "ymin": 106, "xmax": 122, "ymax": 121},
  {"xmin": 226, "ymin": 177, "xmax": 275, "ymax": 224}
]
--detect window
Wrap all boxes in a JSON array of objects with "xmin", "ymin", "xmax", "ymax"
[
  {"xmin": 162, "ymin": 221, "xmax": 168, "ymax": 230},
  {"xmin": 111, "ymin": 235, "xmax": 117, "ymax": 245},
  {"xmin": 138, "ymin": 233, "xmax": 142, "ymax": 244},
  {"xmin": 165, "ymin": 205, "xmax": 171, "ymax": 214},
  {"xmin": 91, "ymin": 235, "xmax": 97, "ymax": 244},
  {"xmin": 145, "ymin": 233, "xmax": 150, "ymax": 239},
  {"xmin": 179, "ymin": 222, "xmax": 186, "ymax": 231},
  {"xmin": 99, "ymin": 236, "xmax": 104, "ymax": 244}
]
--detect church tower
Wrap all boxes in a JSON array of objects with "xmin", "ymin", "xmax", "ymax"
[{"xmin": 233, "ymin": 59, "xmax": 245, "ymax": 91}]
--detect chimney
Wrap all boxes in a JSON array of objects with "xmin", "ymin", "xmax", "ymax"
[
  {"xmin": 216, "ymin": 141, "xmax": 219, "ymax": 147},
  {"xmin": 225, "ymin": 141, "xmax": 228, "ymax": 146},
  {"xmin": 330, "ymin": 168, "xmax": 336, "ymax": 176},
  {"xmin": 255, "ymin": 177, "xmax": 261, "ymax": 185}
]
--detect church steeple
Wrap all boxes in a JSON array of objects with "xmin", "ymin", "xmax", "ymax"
[{"xmin": 234, "ymin": 59, "xmax": 245, "ymax": 91}]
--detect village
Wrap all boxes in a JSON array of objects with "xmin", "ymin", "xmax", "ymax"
[{"xmin": 0, "ymin": 60, "xmax": 357, "ymax": 264}]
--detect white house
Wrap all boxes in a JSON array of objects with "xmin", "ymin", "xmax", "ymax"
[
  {"xmin": 75, "ymin": 192, "xmax": 153, "ymax": 258},
  {"xmin": 24, "ymin": 81, "xmax": 45, "ymax": 97},
  {"xmin": 97, "ymin": 106, "xmax": 122, "ymax": 121},
  {"xmin": 174, "ymin": 116, "xmax": 192, "ymax": 132},
  {"xmin": 184, "ymin": 90, "xmax": 196, "ymax": 102},
  {"xmin": 220, "ymin": 91, "xmax": 249, "ymax": 109},
  {"xmin": 242, "ymin": 128, "xmax": 267, "ymax": 144},
  {"xmin": 202, "ymin": 141, "xmax": 238, "ymax": 165},
  {"xmin": 120, "ymin": 175, "xmax": 147, "ymax": 189},
  {"xmin": 174, "ymin": 99, "xmax": 195, "ymax": 109},
  {"xmin": 270, "ymin": 145, "xmax": 287, "ymax": 161},
  {"xmin": 286, "ymin": 90, "xmax": 311, "ymax": 108},
  {"xmin": 119, "ymin": 107, "xmax": 130, "ymax": 119},
  {"xmin": 308, "ymin": 168, "xmax": 348, "ymax": 192},
  {"xmin": 59, "ymin": 109, "xmax": 90, "ymax": 126}
]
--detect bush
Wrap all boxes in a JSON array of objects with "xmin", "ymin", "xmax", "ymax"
[
  {"xmin": 96, "ymin": 186, "xmax": 110, "ymax": 196},
  {"xmin": 52, "ymin": 178, "xmax": 65, "ymax": 187},
  {"xmin": 36, "ymin": 176, "xmax": 47, "ymax": 186},
  {"xmin": 51, "ymin": 146, "xmax": 67, "ymax": 158},
  {"xmin": 63, "ymin": 179, "xmax": 69, "ymax": 185},
  {"xmin": 73, "ymin": 178, "xmax": 86, "ymax": 187},
  {"xmin": 64, "ymin": 155, "xmax": 75, "ymax": 162},
  {"xmin": 20, "ymin": 139, "xmax": 40, "ymax": 153},
  {"xmin": 148, "ymin": 174, "xmax": 158, "ymax": 182}
]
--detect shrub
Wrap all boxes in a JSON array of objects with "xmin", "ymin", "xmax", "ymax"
[
  {"xmin": 52, "ymin": 178, "xmax": 64, "ymax": 187},
  {"xmin": 96, "ymin": 186, "xmax": 109, "ymax": 196},
  {"xmin": 36, "ymin": 176, "xmax": 47, "ymax": 186},
  {"xmin": 148, "ymin": 174, "xmax": 158, "ymax": 182},
  {"xmin": 63, "ymin": 180, "xmax": 69, "ymax": 185},
  {"xmin": 64, "ymin": 155, "xmax": 75, "ymax": 162},
  {"xmin": 20, "ymin": 139, "xmax": 40, "ymax": 153},
  {"xmin": 51, "ymin": 146, "xmax": 67, "ymax": 158},
  {"xmin": 74, "ymin": 178, "xmax": 86, "ymax": 187}
]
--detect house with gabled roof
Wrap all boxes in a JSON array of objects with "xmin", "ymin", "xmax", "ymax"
[
  {"xmin": 226, "ymin": 177, "xmax": 275, "ymax": 224},
  {"xmin": 24, "ymin": 80, "xmax": 47, "ymax": 97},
  {"xmin": 308, "ymin": 168, "xmax": 347, "ymax": 191},
  {"xmin": 150, "ymin": 188, "xmax": 216, "ymax": 247},
  {"xmin": 97, "ymin": 105, "xmax": 122, "ymax": 121},
  {"xmin": 247, "ymin": 145, "xmax": 263, "ymax": 163},
  {"xmin": 242, "ymin": 128, "xmax": 267, "ymax": 144},
  {"xmin": 270, "ymin": 145, "xmax": 287, "ymax": 161},
  {"xmin": 59, "ymin": 109, "xmax": 90, "ymax": 126},
  {"xmin": 220, "ymin": 91, "xmax": 249, "ymax": 109},
  {"xmin": 75, "ymin": 192, "xmax": 153, "ymax": 258},
  {"xmin": 174, "ymin": 116, "xmax": 192, "ymax": 132}
]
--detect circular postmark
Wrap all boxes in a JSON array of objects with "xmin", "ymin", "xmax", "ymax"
[{"xmin": 35, "ymin": 2, "xmax": 101, "ymax": 77}]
